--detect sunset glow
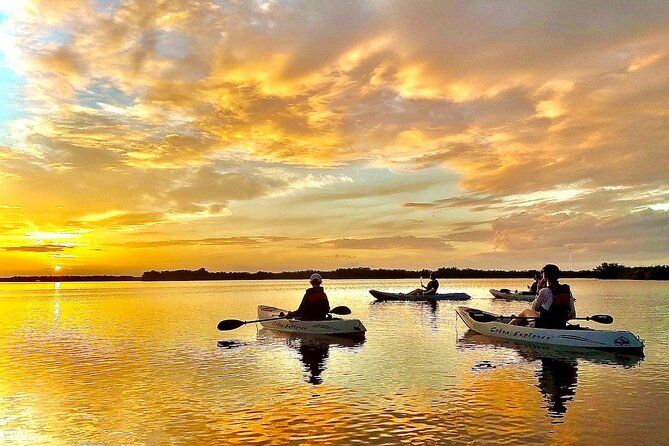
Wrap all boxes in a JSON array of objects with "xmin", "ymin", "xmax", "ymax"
[{"xmin": 0, "ymin": 1, "xmax": 667, "ymax": 275}]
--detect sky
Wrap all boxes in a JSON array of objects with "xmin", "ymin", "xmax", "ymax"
[{"xmin": 0, "ymin": 0, "xmax": 667, "ymax": 275}]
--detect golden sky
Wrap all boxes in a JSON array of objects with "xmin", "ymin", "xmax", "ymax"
[{"xmin": 0, "ymin": 0, "xmax": 667, "ymax": 275}]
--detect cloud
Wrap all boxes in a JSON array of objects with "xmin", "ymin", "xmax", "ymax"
[
  {"xmin": 443, "ymin": 230, "xmax": 494, "ymax": 243},
  {"xmin": 0, "ymin": 1, "xmax": 667, "ymax": 272},
  {"xmin": 491, "ymin": 209, "xmax": 669, "ymax": 256},
  {"xmin": 2, "ymin": 244, "xmax": 71, "ymax": 252},
  {"xmin": 114, "ymin": 236, "xmax": 294, "ymax": 248},
  {"xmin": 296, "ymin": 177, "xmax": 438, "ymax": 203},
  {"xmin": 310, "ymin": 236, "xmax": 454, "ymax": 251},
  {"xmin": 402, "ymin": 202, "xmax": 438, "ymax": 209}
]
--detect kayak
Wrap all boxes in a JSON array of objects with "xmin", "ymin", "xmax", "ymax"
[
  {"xmin": 490, "ymin": 288, "xmax": 535, "ymax": 302},
  {"xmin": 458, "ymin": 330, "xmax": 644, "ymax": 367},
  {"xmin": 369, "ymin": 289, "xmax": 471, "ymax": 301},
  {"xmin": 257, "ymin": 305, "xmax": 366, "ymax": 338},
  {"xmin": 455, "ymin": 306, "xmax": 644, "ymax": 355}
]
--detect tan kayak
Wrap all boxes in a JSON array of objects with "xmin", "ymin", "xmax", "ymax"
[{"xmin": 257, "ymin": 305, "xmax": 366, "ymax": 338}]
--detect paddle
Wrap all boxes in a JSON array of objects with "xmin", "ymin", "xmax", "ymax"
[
  {"xmin": 470, "ymin": 312, "xmax": 614, "ymax": 324},
  {"xmin": 217, "ymin": 305, "xmax": 352, "ymax": 331}
]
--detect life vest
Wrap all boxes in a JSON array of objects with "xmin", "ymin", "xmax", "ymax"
[
  {"xmin": 305, "ymin": 287, "xmax": 327, "ymax": 304},
  {"xmin": 299, "ymin": 287, "xmax": 330, "ymax": 321},
  {"xmin": 536, "ymin": 284, "xmax": 572, "ymax": 329}
]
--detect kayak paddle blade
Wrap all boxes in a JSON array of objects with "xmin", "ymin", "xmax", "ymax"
[
  {"xmin": 217, "ymin": 319, "xmax": 246, "ymax": 331},
  {"xmin": 330, "ymin": 306, "xmax": 351, "ymax": 315},
  {"xmin": 590, "ymin": 314, "xmax": 614, "ymax": 324}
]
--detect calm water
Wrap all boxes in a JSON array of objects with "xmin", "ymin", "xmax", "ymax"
[{"xmin": 0, "ymin": 279, "xmax": 667, "ymax": 445}]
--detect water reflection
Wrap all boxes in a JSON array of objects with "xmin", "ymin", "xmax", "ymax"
[
  {"xmin": 296, "ymin": 341, "xmax": 330, "ymax": 385},
  {"xmin": 257, "ymin": 329, "xmax": 365, "ymax": 385},
  {"xmin": 53, "ymin": 282, "xmax": 61, "ymax": 322},
  {"xmin": 535, "ymin": 357, "xmax": 577, "ymax": 418},
  {"xmin": 458, "ymin": 331, "xmax": 643, "ymax": 419}
]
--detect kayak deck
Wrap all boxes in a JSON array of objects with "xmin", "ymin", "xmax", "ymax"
[
  {"xmin": 257, "ymin": 305, "xmax": 366, "ymax": 338},
  {"xmin": 456, "ymin": 306, "xmax": 644, "ymax": 355},
  {"xmin": 369, "ymin": 290, "xmax": 471, "ymax": 301}
]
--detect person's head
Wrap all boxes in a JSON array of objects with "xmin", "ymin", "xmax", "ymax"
[
  {"xmin": 309, "ymin": 273, "xmax": 322, "ymax": 287},
  {"xmin": 541, "ymin": 264, "xmax": 560, "ymax": 283},
  {"xmin": 534, "ymin": 272, "xmax": 542, "ymax": 281},
  {"xmin": 429, "ymin": 272, "xmax": 436, "ymax": 280}
]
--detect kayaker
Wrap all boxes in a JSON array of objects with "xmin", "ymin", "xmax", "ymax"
[
  {"xmin": 510, "ymin": 264, "xmax": 575, "ymax": 328},
  {"xmin": 286, "ymin": 273, "xmax": 331, "ymax": 321},
  {"xmin": 408, "ymin": 272, "xmax": 439, "ymax": 295}
]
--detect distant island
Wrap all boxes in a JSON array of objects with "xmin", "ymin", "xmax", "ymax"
[{"xmin": 1, "ymin": 263, "xmax": 667, "ymax": 282}]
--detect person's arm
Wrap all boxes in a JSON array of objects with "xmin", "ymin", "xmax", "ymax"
[
  {"xmin": 323, "ymin": 293, "xmax": 331, "ymax": 315},
  {"xmin": 531, "ymin": 289, "xmax": 548, "ymax": 312},
  {"xmin": 423, "ymin": 280, "xmax": 438, "ymax": 295},
  {"xmin": 288, "ymin": 292, "xmax": 309, "ymax": 318},
  {"xmin": 568, "ymin": 294, "xmax": 576, "ymax": 319}
]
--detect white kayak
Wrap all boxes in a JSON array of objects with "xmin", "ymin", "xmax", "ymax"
[
  {"xmin": 369, "ymin": 289, "xmax": 471, "ymax": 301},
  {"xmin": 490, "ymin": 288, "xmax": 536, "ymax": 302},
  {"xmin": 257, "ymin": 305, "xmax": 366, "ymax": 338},
  {"xmin": 455, "ymin": 306, "xmax": 644, "ymax": 355}
]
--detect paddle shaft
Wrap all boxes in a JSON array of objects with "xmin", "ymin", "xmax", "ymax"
[
  {"xmin": 218, "ymin": 305, "xmax": 352, "ymax": 331},
  {"xmin": 470, "ymin": 311, "xmax": 613, "ymax": 324},
  {"xmin": 240, "ymin": 316, "xmax": 288, "ymax": 325},
  {"xmin": 508, "ymin": 316, "xmax": 600, "ymax": 321}
]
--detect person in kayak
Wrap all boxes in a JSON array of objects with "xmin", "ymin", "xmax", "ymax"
[
  {"xmin": 408, "ymin": 272, "xmax": 439, "ymax": 295},
  {"xmin": 286, "ymin": 273, "xmax": 331, "ymax": 321},
  {"xmin": 510, "ymin": 264, "xmax": 575, "ymax": 328}
]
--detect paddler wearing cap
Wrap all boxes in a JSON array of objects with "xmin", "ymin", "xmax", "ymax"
[{"xmin": 286, "ymin": 273, "xmax": 331, "ymax": 321}]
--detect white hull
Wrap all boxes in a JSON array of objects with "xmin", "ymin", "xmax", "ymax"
[
  {"xmin": 455, "ymin": 307, "xmax": 644, "ymax": 355},
  {"xmin": 257, "ymin": 305, "xmax": 366, "ymax": 338},
  {"xmin": 490, "ymin": 289, "xmax": 535, "ymax": 302},
  {"xmin": 370, "ymin": 290, "xmax": 471, "ymax": 301}
]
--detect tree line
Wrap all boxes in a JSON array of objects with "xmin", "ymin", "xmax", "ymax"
[
  {"xmin": 1, "ymin": 263, "xmax": 666, "ymax": 282},
  {"xmin": 139, "ymin": 264, "xmax": 669, "ymax": 281}
]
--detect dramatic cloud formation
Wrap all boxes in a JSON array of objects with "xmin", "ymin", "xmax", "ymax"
[{"xmin": 0, "ymin": 0, "xmax": 667, "ymax": 274}]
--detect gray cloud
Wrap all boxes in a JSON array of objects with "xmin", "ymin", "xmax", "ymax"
[
  {"xmin": 310, "ymin": 236, "xmax": 454, "ymax": 251},
  {"xmin": 3, "ymin": 245, "xmax": 72, "ymax": 252}
]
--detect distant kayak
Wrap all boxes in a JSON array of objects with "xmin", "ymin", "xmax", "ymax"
[
  {"xmin": 257, "ymin": 305, "xmax": 366, "ymax": 338},
  {"xmin": 369, "ymin": 290, "xmax": 471, "ymax": 301},
  {"xmin": 490, "ymin": 288, "xmax": 536, "ymax": 301},
  {"xmin": 456, "ymin": 306, "xmax": 644, "ymax": 355}
]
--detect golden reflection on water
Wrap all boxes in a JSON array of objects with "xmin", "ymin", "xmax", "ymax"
[{"xmin": 0, "ymin": 280, "xmax": 667, "ymax": 444}]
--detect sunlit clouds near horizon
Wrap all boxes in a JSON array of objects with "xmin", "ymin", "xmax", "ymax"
[{"xmin": 0, "ymin": 0, "xmax": 667, "ymax": 275}]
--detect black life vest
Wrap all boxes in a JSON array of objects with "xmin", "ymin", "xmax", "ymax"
[
  {"xmin": 299, "ymin": 287, "xmax": 330, "ymax": 321},
  {"xmin": 536, "ymin": 284, "xmax": 572, "ymax": 329}
]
